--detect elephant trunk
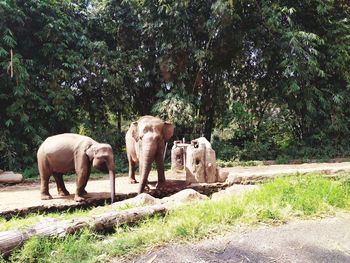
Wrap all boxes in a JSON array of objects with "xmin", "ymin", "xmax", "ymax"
[
  {"xmin": 109, "ymin": 169, "xmax": 115, "ymax": 203},
  {"xmin": 138, "ymin": 147, "xmax": 156, "ymax": 194}
]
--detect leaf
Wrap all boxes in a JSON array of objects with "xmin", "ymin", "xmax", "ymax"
[
  {"xmin": 5, "ymin": 120, "xmax": 14, "ymax": 127},
  {"xmin": 2, "ymin": 35, "xmax": 16, "ymax": 47},
  {"xmin": 0, "ymin": 48, "xmax": 8, "ymax": 57}
]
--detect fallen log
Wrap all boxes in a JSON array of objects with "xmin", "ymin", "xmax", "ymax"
[
  {"xmin": 0, "ymin": 205, "xmax": 167, "ymax": 256},
  {"xmin": 0, "ymin": 171, "xmax": 23, "ymax": 184}
]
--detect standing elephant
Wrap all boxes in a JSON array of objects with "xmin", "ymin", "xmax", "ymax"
[
  {"xmin": 125, "ymin": 115, "xmax": 174, "ymax": 193},
  {"xmin": 37, "ymin": 133, "xmax": 116, "ymax": 202}
]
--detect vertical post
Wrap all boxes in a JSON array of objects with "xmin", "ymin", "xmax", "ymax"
[
  {"xmin": 163, "ymin": 142, "xmax": 168, "ymax": 161},
  {"xmin": 183, "ymin": 137, "xmax": 186, "ymax": 171}
]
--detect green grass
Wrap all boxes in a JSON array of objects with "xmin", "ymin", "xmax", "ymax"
[
  {"xmin": 3, "ymin": 175, "xmax": 350, "ymax": 262},
  {"xmin": 0, "ymin": 203, "xmax": 128, "ymax": 232},
  {"xmin": 216, "ymin": 159, "xmax": 265, "ymax": 167}
]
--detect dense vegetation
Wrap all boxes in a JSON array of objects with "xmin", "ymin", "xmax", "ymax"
[
  {"xmin": 2, "ymin": 175, "xmax": 350, "ymax": 262},
  {"xmin": 1, "ymin": 0, "xmax": 350, "ymax": 172}
]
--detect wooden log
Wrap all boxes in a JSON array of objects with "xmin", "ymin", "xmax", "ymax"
[
  {"xmin": 0, "ymin": 172, "xmax": 23, "ymax": 183},
  {"xmin": 92, "ymin": 205, "xmax": 166, "ymax": 232},
  {"xmin": 0, "ymin": 205, "xmax": 167, "ymax": 256},
  {"xmin": 0, "ymin": 230, "xmax": 29, "ymax": 257}
]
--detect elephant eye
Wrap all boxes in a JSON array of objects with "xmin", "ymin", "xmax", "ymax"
[{"xmin": 139, "ymin": 135, "xmax": 144, "ymax": 140}]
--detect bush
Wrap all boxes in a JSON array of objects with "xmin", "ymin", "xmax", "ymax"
[{"xmin": 22, "ymin": 166, "xmax": 39, "ymax": 179}]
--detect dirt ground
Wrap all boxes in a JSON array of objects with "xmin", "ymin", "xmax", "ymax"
[
  {"xmin": 129, "ymin": 213, "xmax": 350, "ymax": 263},
  {"xmin": 1, "ymin": 162, "xmax": 350, "ymax": 214}
]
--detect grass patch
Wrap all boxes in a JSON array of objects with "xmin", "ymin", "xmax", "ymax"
[
  {"xmin": 216, "ymin": 159, "xmax": 264, "ymax": 167},
  {"xmin": 0, "ymin": 203, "xmax": 124, "ymax": 232},
  {"xmin": 3, "ymin": 175, "xmax": 350, "ymax": 262}
]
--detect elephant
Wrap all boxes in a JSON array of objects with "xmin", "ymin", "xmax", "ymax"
[
  {"xmin": 37, "ymin": 133, "xmax": 116, "ymax": 202},
  {"xmin": 125, "ymin": 115, "xmax": 174, "ymax": 194}
]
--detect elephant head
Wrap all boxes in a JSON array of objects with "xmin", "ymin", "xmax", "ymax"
[
  {"xmin": 130, "ymin": 116, "xmax": 174, "ymax": 193},
  {"xmin": 86, "ymin": 143, "xmax": 115, "ymax": 202}
]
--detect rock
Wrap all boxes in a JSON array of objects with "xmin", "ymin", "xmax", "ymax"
[
  {"xmin": 0, "ymin": 171, "xmax": 23, "ymax": 183},
  {"xmin": 172, "ymin": 137, "xmax": 226, "ymax": 185},
  {"xmin": 112, "ymin": 193, "xmax": 159, "ymax": 208},
  {"xmin": 211, "ymin": 185, "xmax": 258, "ymax": 200},
  {"xmin": 161, "ymin": 189, "xmax": 208, "ymax": 204},
  {"xmin": 111, "ymin": 189, "xmax": 209, "ymax": 209},
  {"xmin": 217, "ymin": 168, "xmax": 229, "ymax": 182},
  {"xmin": 185, "ymin": 137, "xmax": 218, "ymax": 183},
  {"xmin": 171, "ymin": 141, "xmax": 186, "ymax": 171}
]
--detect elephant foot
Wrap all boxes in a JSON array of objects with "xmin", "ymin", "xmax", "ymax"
[
  {"xmin": 58, "ymin": 190, "xmax": 70, "ymax": 196},
  {"xmin": 41, "ymin": 194, "xmax": 53, "ymax": 200},
  {"xmin": 156, "ymin": 181, "xmax": 167, "ymax": 189},
  {"xmin": 74, "ymin": 195, "xmax": 86, "ymax": 202},
  {"xmin": 129, "ymin": 178, "xmax": 138, "ymax": 184}
]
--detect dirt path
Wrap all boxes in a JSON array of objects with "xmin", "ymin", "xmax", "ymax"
[
  {"xmin": 1, "ymin": 162, "xmax": 350, "ymax": 215},
  {"xmin": 130, "ymin": 213, "xmax": 350, "ymax": 263},
  {"xmin": 0, "ymin": 176, "xmax": 136, "ymax": 213},
  {"xmin": 223, "ymin": 162, "xmax": 350, "ymax": 184}
]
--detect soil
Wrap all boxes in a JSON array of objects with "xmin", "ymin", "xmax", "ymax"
[
  {"xmin": 128, "ymin": 213, "xmax": 350, "ymax": 263},
  {"xmin": 1, "ymin": 162, "xmax": 350, "ymax": 216}
]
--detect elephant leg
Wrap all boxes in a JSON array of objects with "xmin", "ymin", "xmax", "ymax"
[
  {"xmin": 81, "ymin": 165, "xmax": 91, "ymax": 196},
  {"xmin": 75, "ymin": 168, "xmax": 89, "ymax": 202},
  {"xmin": 53, "ymin": 173, "xmax": 70, "ymax": 196},
  {"xmin": 128, "ymin": 157, "xmax": 138, "ymax": 184},
  {"xmin": 155, "ymin": 152, "xmax": 166, "ymax": 188},
  {"xmin": 38, "ymin": 159, "xmax": 52, "ymax": 200}
]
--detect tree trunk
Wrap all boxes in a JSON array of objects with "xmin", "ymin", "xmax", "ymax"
[
  {"xmin": 0, "ymin": 205, "xmax": 167, "ymax": 256},
  {"xmin": 201, "ymin": 76, "xmax": 216, "ymax": 140},
  {"xmin": 117, "ymin": 112, "xmax": 122, "ymax": 133},
  {"xmin": 203, "ymin": 108, "xmax": 214, "ymax": 141}
]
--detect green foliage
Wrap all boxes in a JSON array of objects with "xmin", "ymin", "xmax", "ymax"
[
  {"xmin": 5, "ymin": 175, "xmax": 350, "ymax": 262},
  {"xmin": 114, "ymin": 151, "xmax": 129, "ymax": 173},
  {"xmin": 0, "ymin": 0, "xmax": 86, "ymax": 169},
  {"xmin": 22, "ymin": 166, "xmax": 39, "ymax": 179},
  {"xmin": 216, "ymin": 158, "xmax": 263, "ymax": 167},
  {"xmin": 244, "ymin": 176, "xmax": 350, "ymax": 217},
  {"xmin": 9, "ymin": 230, "xmax": 104, "ymax": 263},
  {"xmin": 1, "ymin": 0, "xmax": 350, "ymax": 170},
  {"xmin": 152, "ymin": 92, "xmax": 202, "ymax": 139}
]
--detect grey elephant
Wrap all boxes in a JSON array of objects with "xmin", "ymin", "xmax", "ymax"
[
  {"xmin": 125, "ymin": 115, "xmax": 174, "ymax": 193},
  {"xmin": 37, "ymin": 133, "xmax": 116, "ymax": 202}
]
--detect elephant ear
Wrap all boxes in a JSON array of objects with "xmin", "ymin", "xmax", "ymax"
[
  {"xmin": 163, "ymin": 122, "xmax": 174, "ymax": 141},
  {"xmin": 85, "ymin": 144, "xmax": 96, "ymax": 161},
  {"xmin": 131, "ymin": 122, "xmax": 139, "ymax": 142}
]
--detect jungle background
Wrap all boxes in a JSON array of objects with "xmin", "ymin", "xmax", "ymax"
[{"xmin": 0, "ymin": 0, "xmax": 349, "ymax": 177}]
